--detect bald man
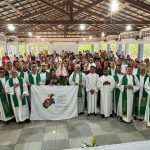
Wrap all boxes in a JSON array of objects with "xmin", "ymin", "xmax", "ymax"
[
  {"xmin": 69, "ymin": 64, "xmax": 86, "ymax": 114},
  {"xmin": 5, "ymin": 69, "xmax": 29, "ymax": 123}
]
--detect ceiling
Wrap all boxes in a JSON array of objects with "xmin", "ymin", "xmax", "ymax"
[{"xmin": 0, "ymin": 0, "xmax": 150, "ymax": 38}]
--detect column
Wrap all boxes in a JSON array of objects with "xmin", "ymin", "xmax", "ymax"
[
  {"xmin": 90, "ymin": 43, "xmax": 94, "ymax": 54},
  {"xmin": 117, "ymin": 42, "xmax": 122, "ymax": 56},
  {"xmin": 3, "ymin": 42, "xmax": 8, "ymax": 55},
  {"xmin": 125, "ymin": 44, "xmax": 129, "ymax": 58},
  {"xmin": 107, "ymin": 43, "xmax": 110, "ymax": 51},
  {"xmin": 138, "ymin": 43, "xmax": 144, "ymax": 61}
]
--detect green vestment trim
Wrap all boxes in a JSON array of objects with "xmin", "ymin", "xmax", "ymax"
[
  {"xmin": 122, "ymin": 75, "xmax": 136, "ymax": 116},
  {"xmin": 9, "ymin": 77, "xmax": 26, "ymax": 107},
  {"xmin": 134, "ymin": 74, "xmax": 149, "ymax": 117},
  {"xmin": 73, "ymin": 72, "xmax": 82, "ymax": 98},
  {"xmin": 0, "ymin": 77, "xmax": 14, "ymax": 118},
  {"xmin": 28, "ymin": 73, "xmax": 41, "ymax": 85},
  {"xmin": 113, "ymin": 73, "xmax": 120, "ymax": 112}
]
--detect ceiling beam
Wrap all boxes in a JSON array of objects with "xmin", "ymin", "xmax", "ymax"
[
  {"xmin": 123, "ymin": 0, "xmax": 150, "ymax": 14},
  {"xmin": 0, "ymin": 20, "xmax": 150, "ymax": 25},
  {"xmin": 69, "ymin": 0, "xmax": 74, "ymax": 21},
  {"xmin": 38, "ymin": 0, "xmax": 69, "ymax": 16},
  {"xmin": 73, "ymin": 0, "xmax": 104, "ymax": 17},
  {"xmin": 4, "ymin": 0, "xmax": 23, "ymax": 16}
]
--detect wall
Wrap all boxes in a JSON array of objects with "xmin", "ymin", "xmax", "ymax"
[{"xmin": 50, "ymin": 42, "xmax": 78, "ymax": 54}]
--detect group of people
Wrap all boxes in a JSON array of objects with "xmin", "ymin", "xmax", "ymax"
[{"xmin": 0, "ymin": 50, "xmax": 150, "ymax": 127}]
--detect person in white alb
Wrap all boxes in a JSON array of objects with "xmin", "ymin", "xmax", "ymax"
[
  {"xmin": 98, "ymin": 67, "xmax": 115, "ymax": 118},
  {"xmin": 86, "ymin": 66, "xmax": 99, "ymax": 116}
]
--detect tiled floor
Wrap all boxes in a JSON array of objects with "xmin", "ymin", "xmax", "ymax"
[{"xmin": 0, "ymin": 115, "xmax": 150, "ymax": 150}]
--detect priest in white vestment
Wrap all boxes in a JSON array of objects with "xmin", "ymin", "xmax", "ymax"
[
  {"xmin": 134, "ymin": 67, "xmax": 149, "ymax": 120},
  {"xmin": 0, "ymin": 67, "xmax": 14, "ymax": 123},
  {"xmin": 118, "ymin": 65, "xmax": 140, "ymax": 123},
  {"xmin": 5, "ymin": 69, "xmax": 29, "ymax": 123},
  {"xmin": 98, "ymin": 68, "xmax": 115, "ymax": 118},
  {"xmin": 86, "ymin": 66, "xmax": 99, "ymax": 116},
  {"xmin": 144, "ymin": 76, "xmax": 150, "ymax": 127},
  {"xmin": 69, "ymin": 64, "xmax": 86, "ymax": 114}
]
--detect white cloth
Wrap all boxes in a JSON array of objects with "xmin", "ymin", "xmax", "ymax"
[
  {"xmin": 0, "ymin": 77, "xmax": 14, "ymax": 122},
  {"xmin": 118, "ymin": 75, "xmax": 140, "ymax": 122},
  {"xmin": 86, "ymin": 73, "xmax": 99, "ymax": 114},
  {"xmin": 144, "ymin": 77, "xmax": 150, "ymax": 127},
  {"xmin": 40, "ymin": 72, "xmax": 47, "ymax": 85},
  {"xmin": 5, "ymin": 77, "xmax": 29, "ymax": 122},
  {"xmin": 110, "ymin": 68, "xmax": 116, "ymax": 76},
  {"xmin": 69, "ymin": 72, "xmax": 86, "ymax": 113},
  {"xmin": 30, "ymin": 85, "xmax": 78, "ymax": 120},
  {"xmin": 121, "ymin": 64, "xmax": 127, "ymax": 74},
  {"xmin": 98, "ymin": 75, "xmax": 115, "ymax": 117},
  {"xmin": 25, "ymin": 73, "xmax": 38, "ymax": 85},
  {"xmin": 133, "ymin": 68, "xmax": 139, "ymax": 76}
]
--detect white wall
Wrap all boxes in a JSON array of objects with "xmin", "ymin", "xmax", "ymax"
[{"xmin": 51, "ymin": 42, "xmax": 78, "ymax": 54}]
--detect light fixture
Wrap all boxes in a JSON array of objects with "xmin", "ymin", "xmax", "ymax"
[
  {"xmin": 7, "ymin": 24, "xmax": 15, "ymax": 31},
  {"xmin": 79, "ymin": 24, "xmax": 86, "ymax": 31},
  {"xmin": 42, "ymin": 38, "xmax": 45, "ymax": 41},
  {"xmin": 126, "ymin": 25, "xmax": 132, "ymax": 31},
  {"xmin": 82, "ymin": 38, "xmax": 86, "ymax": 41},
  {"xmin": 36, "ymin": 36, "xmax": 40, "ymax": 38},
  {"xmin": 111, "ymin": 0, "xmax": 119, "ymax": 12},
  {"xmin": 89, "ymin": 35, "xmax": 93, "ymax": 39},
  {"xmin": 101, "ymin": 32, "xmax": 105, "ymax": 37},
  {"xmin": 28, "ymin": 32, "xmax": 32, "ymax": 37}
]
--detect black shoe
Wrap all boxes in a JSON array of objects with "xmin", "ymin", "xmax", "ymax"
[
  {"xmin": 87, "ymin": 114, "xmax": 90, "ymax": 116},
  {"xmin": 25, "ymin": 119, "xmax": 30, "ymax": 123},
  {"xmin": 133, "ymin": 116, "xmax": 137, "ymax": 120},
  {"xmin": 101, "ymin": 114, "xmax": 104, "ymax": 118},
  {"xmin": 94, "ymin": 113, "xmax": 97, "ymax": 116},
  {"xmin": 4, "ymin": 121, "xmax": 9, "ymax": 125},
  {"xmin": 110, "ymin": 114, "xmax": 113, "ymax": 117},
  {"xmin": 138, "ymin": 119, "xmax": 144, "ymax": 121},
  {"xmin": 79, "ymin": 112, "xmax": 84, "ymax": 115}
]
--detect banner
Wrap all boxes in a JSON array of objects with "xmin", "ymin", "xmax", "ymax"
[{"xmin": 30, "ymin": 85, "xmax": 78, "ymax": 120}]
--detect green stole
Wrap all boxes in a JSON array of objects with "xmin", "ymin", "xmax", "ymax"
[
  {"xmin": 109, "ymin": 68, "xmax": 117, "ymax": 76},
  {"xmin": 134, "ymin": 74, "xmax": 149, "ymax": 117},
  {"xmin": 73, "ymin": 71, "xmax": 82, "ymax": 98},
  {"xmin": 122, "ymin": 75, "xmax": 136, "ymax": 116},
  {"xmin": 28, "ymin": 73, "xmax": 41, "ymax": 85},
  {"xmin": 148, "ymin": 77, "xmax": 150, "ymax": 122},
  {"xmin": 0, "ymin": 77, "xmax": 14, "ymax": 118},
  {"xmin": 5, "ymin": 70, "xmax": 10, "ymax": 77},
  {"xmin": 9, "ymin": 77, "xmax": 26, "ymax": 107},
  {"xmin": 113, "ymin": 73, "xmax": 121, "ymax": 112}
]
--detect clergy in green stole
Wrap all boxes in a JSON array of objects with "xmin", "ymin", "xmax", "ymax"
[
  {"xmin": 134, "ymin": 68, "xmax": 149, "ymax": 119},
  {"xmin": 4, "ymin": 61, "xmax": 12, "ymax": 77},
  {"xmin": 5, "ymin": 69, "xmax": 29, "ymax": 123},
  {"xmin": 113, "ymin": 65, "xmax": 123, "ymax": 113},
  {"xmin": 122, "ymin": 74, "xmax": 136, "ymax": 117},
  {"xmin": 26, "ymin": 64, "xmax": 41, "ymax": 85},
  {"xmin": 0, "ymin": 67, "xmax": 14, "ymax": 122}
]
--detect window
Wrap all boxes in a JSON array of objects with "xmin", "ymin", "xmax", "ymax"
[
  {"xmin": 19, "ymin": 44, "xmax": 25, "ymax": 56},
  {"xmin": 110, "ymin": 44, "xmax": 117, "ymax": 52},
  {"xmin": 101, "ymin": 44, "xmax": 107, "ymax": 50},
  {"xmin": 128, "ymin": 44, "xmax": 138, "ymax": 59},
  {"xmin": 143, "ymin": 43, "xmax": 150, "ymax": 60},
  {"xmin": 78, "ymin": 43, "xmax": 90, "ymax": 52}
]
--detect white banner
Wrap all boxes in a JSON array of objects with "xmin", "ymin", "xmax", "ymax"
[{"xmin": 30, "ymin": 85, "xmax": 78, "ymax": 120}]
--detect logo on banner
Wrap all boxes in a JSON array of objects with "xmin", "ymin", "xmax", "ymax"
[{"xmin": 43, "ymin": 94, "xmax": 55, "ymax": 109}]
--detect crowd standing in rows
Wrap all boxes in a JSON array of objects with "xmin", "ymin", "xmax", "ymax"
[{"xmin": 0, "ymin": 50, "xmax": 150, "ymax": 127}]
